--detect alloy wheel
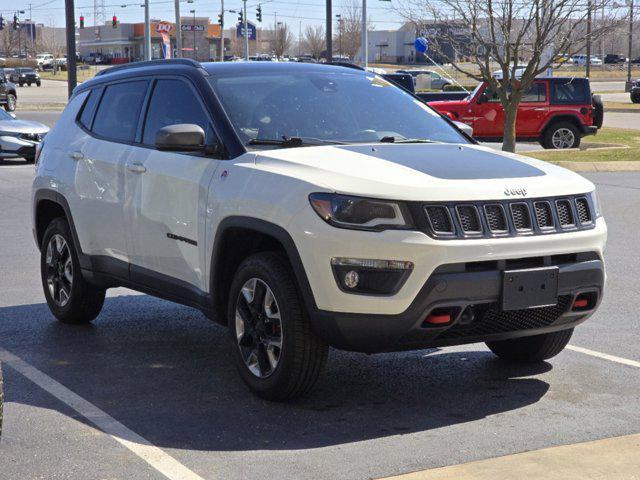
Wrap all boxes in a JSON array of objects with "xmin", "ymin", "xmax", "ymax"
[
  {"xmin": 45, "ymin": 234, "xmax": 73, "ymax": 307},
  {"xmin": 235, "ymin": 278, "xmax": 283, "ymax": 378},
  {"xmin": 551, "ymin": 128, "xmax": 575, "ymax": 149}
]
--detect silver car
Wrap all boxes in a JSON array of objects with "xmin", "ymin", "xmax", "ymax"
[
  {"xmin": 0, "ymin": 110, "xmax": 49, "ymax": 162},
  {"xmin": 397, "ymin": 69, "xmax": 451, "ymax": 90}
]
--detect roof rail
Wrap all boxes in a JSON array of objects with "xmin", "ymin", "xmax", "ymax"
[{"xmin": 95, "ymin": 58, "xmax": 202, "ymax": 77}]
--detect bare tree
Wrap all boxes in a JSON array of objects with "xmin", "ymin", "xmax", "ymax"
[
  {"xmin": 335, "ymin": 0, "xmax": 371, "ymax": 60},
  {"xmin": 303, "ymin": 25, "xmax": 325, "ymax": 59},
  {"xmin": 398, "ymin": 0, "xmax": 626, "ymax": 152},
  {"xmin": 274, "ymin": 23, "xmax": 293, "ymax": 57}
]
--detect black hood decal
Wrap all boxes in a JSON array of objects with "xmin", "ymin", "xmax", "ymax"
[{"xmin": 337, "ymin": 144, "xmax": 545, "ymax": 180}]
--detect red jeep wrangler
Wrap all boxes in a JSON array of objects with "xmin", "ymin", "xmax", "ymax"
[{"xmin": 429, "ymin": 77, "xmax": 603, "ymax": 149}]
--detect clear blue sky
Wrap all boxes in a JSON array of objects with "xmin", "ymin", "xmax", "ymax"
[{"xmin": 3, "ymin": 0, "xmax": 407, "ymax": 36}]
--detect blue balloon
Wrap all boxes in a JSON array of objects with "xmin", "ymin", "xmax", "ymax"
[{"xmin": 414, "ymin": 37, "xmax": 429, "ymax": 53}]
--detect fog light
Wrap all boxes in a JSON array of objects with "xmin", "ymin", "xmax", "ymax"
[
  {"xmin": 331, "ymin": 257, "xmax": 413, "ymax": 295},
  {"xmin": 343, "ymin": 270, "xmax": 359, "ymax": 289}
]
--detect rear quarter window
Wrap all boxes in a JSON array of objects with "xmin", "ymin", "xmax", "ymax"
[
  {"xmin": 78, "ymin": 88, "xmax": 102, "ymax": 130},
  {"xmin": 551, "ymin": 80, "xmax": 589, "ymax": 104}
]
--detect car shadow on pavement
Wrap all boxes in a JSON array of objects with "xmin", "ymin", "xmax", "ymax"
[{"xmin": 0, "ymin": 294, "xmax": 552, "ymax": 451}]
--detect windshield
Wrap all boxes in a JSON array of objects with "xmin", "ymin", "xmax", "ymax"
[{"xmin": 209, "ymin": 71, "xmax": 467, "ymax": 146}]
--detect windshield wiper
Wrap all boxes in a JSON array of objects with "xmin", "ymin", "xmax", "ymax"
[
  {"xmin": 248, "ymin": 136, "xmax": 346, "ymax": 148},
  {"xmin": 379, "ymin": 136, "xmax": 437, "ymax": 144}
]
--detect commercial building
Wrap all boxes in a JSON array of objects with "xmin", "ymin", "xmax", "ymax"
[{"xmin": 77, "ymin": 18, "xmax": 224, "ymax": 62}]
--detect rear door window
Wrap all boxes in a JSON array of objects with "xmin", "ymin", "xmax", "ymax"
[
  {"xmin": 92, "ymin": 80, "xmax": 148, "ymax": 142},
  {"xmin": 78, "ymin": 88, "xmax": 102, "ymax": 130},
  {"xmin": 521, "ymin": 83, "xmax": 547, "ymax": 102}
]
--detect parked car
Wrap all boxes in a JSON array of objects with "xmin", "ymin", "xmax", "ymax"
[
  {"xmin": 36, "ymin": 53, "xmax": 55, "ymax": 70},
  {"xmin": 631, "ymin": 57, "xmax": 640, "ymax": 65},
  {"xmin": 0, "ymin": 109, "xmax": 49, "ymax": 162},
  {"xmin": 571, "ymin": 54, "xmax": 602, "ymax": 66},
  {"xmin": 397, "ymin": 69, "xmax": 451, "ymax": 90},
  {"xmin": 0, "ymin": 70, "xmax": 17, "ymax": 111},
  {"xmin": 33, "ymin": 59, "xmax": 606, "ymax": 400},
  {"xmin": 631, "ymin": 79, "xmax": 640, "ymax": 104},
  {"xmin": 604, "ymin": 54, "xmax": 627, "ymax": 64},
  {"xmin": 428, "ymin": 77, "xmax": 603, "ymax": 149},
  {"xmin": 10, "ymin": 67, "xmax": 41, "ymax": 87}
]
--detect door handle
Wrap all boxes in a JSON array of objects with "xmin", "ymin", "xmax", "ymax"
[
  {"xmin": 69, "ymin": 151, "xmax": 84, "ymax": 161},
  {"xmin": 533, "ymin": 107, "xmax": 546, "ymax": 111},
  {"xmin": 127, "ymin": 162, "xmax": 147, "ymax": 174}
]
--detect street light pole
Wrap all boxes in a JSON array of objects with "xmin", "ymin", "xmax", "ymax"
[
  {"xmin": 243, "ymin": 0, "xmax": 249, "ymax": 60},
  {"xmin": 64, "ymin": 0, "xmax": 77, "ymax": 98},
  {"xmin": 628, "ymin": 0, "xmax": 634, "ymax": 88},
  {"xmin": 220, "ymin": 0, "xmax": 224, "ymax": 61},
  {"xmin": 190, "ymin": 9, "xmax": 196, "ymax": 61},
  {"xmin": 361, "ymin": 0, "xmax": 367, "ymax": 68},
  {"xmin": 586, "ymin": 0, "xmax": 592, "ymax": 77},
  {"xmin": 326, "ymin": 0, "xmax": 332, "ymax": 62},
  {"xmin": 336, "ymin": 14, "xmax": 342, "ymax": 58},
  {"xmin": 174, "ymin": 0, "xmax": 182, "ymax": 57},
  {"xmin": 144, "ymin": 0, "xmax": 151, "ymax": 60}
]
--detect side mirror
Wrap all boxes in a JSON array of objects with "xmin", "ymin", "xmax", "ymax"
[
  {"xmin": 155, "ymin": 124, "xmax": 206, "ymax": 152},
  {"xmin": 476, "ymin": 92, "xmax": 489, "ymax": 104},
  {"xmin": 453, "ymin": 121, "xmax": 473, "ymax": 138}
]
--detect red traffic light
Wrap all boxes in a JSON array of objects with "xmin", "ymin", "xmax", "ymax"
[
  {"xmin": 79, "ymin": 15, "xmax": 85, "ymax": 29},
  {"xmin": 112, "ymin": 15, "xmax": 118, "ymax": 28}
]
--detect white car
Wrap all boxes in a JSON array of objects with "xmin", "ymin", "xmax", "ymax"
[
  {"xmin": 0, "ymin": 109, "xmax": 49, "ymax": 162},
  {"xmin": 32, "ymin": 60, "xmax": 606, "ymax": 400},
  {"xmin": 572, "ymin": 55, "xmax": 603, "ymax": 66},
  {"xmin": 36, "ymin": 53, "xmax": 54, "ymax": 70}
]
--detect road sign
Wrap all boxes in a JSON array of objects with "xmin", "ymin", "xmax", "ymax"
[
  {"xmin": 182, "ymin": 24, "xmax": 205, "ymax": 32},
  {"xmin": 236, "ymin": 21, "xmax": 256, "ymax": 40}
]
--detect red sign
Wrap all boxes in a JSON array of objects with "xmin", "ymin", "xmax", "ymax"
[{"xmin": 155, "ymin": 21, "xmax": 174, "ymax": 34}]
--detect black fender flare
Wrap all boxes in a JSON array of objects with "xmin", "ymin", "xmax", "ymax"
[{"xmin": 210, "ymin": 216, "xmax": 318, "ymax": 316}]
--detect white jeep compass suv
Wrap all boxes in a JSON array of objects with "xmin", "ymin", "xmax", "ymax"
[{"xmin": 32, "ymin": 60, "xmax": 606, "ymax": 400}]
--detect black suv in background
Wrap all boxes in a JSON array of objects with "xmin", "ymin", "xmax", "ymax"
[
  {"xmin": 632, "ymin": 79, "xmax": 640, "ymax": 104},
  {"xmin": 0, "ymin": 70, "xmax": 17, "ymax": 111},
  {"xmin": 604, "ymin": 54, "xmax": 627, "ymax": 64},
  {"xmin": 10, "ymin": 68, "xmax": 41, "ymax": 87}
]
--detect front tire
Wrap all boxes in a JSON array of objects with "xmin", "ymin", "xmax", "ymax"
[
  {"xmin": 541, "ymin": 121, "xmax": 581, "ymax": 149},
  {"xmin": 40, "ymin": 217, "xmax": 106, "ymax": 324},
  {"xmin": 4, "ymin": 94, "xmax": 16, "ymax": 112},
  {"xmin": 632, "ymin": 92, "xmax": 640, "ymax": 104},
  {"xmin": 228, "ymin": 252, "xmax": 328, "ymax": 401},
  {"xmin": 486, "ymin": 328, "xmax": 573, "ymax": 363}
]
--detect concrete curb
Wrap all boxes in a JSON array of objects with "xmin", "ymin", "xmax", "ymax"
[
  {"xmin": 606, "ymin": 107, "xmax": 640, "ymax": 113},
  {"xmin": 551, "ymin": 160, "xmax": 640, "ymax": 172}
]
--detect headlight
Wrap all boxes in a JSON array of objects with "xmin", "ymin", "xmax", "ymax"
[
  {"xmin": 589, "ymin": 190, "xmax": 602, "ymax": 218},
  {"xmin": 309, "ymin": 193, "xmax": 413, "ymax": 231}
]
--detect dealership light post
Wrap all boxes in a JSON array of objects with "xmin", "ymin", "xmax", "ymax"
[
  {"xmin": 243, "ymin": 0, "xmax": 249, "ymax": 61},
  {"xmin": 326, "ymin": 0, "xmax": 332, "ymax": 62},
  {"xmin": 190, "ymin": 9, "xmax": 196, "ymax": 60},
  {"xmin": 64, "ymin": 0, "xmax": 77, "ymax": 98},
  {"xmin": 628, "ymin": 0, "xmax": 635, "ymax": 88},
  {"xmin": 144, "ymin": 0, "xmax": 151, "ymax": 60},
  {"xmin": 361, "ymin": 0, "xmax": 368, "ymax": 67},
  {"xmin": 174, "ymin": 0, "xmax": 182, "ymax": 57}
]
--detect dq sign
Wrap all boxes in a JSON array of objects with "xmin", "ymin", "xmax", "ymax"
[
  {"xmin": 155, "ymin": 21, "xmax": 174, "ymax": 59},
  {"xmin": 155, "ymin": 21, "xmax": 174, "ymax": 34}
]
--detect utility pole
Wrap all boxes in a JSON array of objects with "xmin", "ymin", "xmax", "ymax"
[
  {"xmin": 144, "ymin": 0, "xmax": 151, "ymax": 60},
  {"xmin": 243, "ymin": 0, "xmax": 249, "ymax": 60},
  {"xmin": 28, "ymin": 4, "xmax": 32, "ymax": 56},
  {"xmin": 64, "ymin": 0, "xmax": 77, "ymax": 98},
  {"xmin": 326, "ymin": 0, "xmax": 332, "ymax": 62},
  {"xmin": 191, "ymin": 9, "xmax": 197, "ymax": 60},
  {"xmin": 174, "ymin": 0, "xmax": 182, "ymax": 57},
  {"xmin": 628, "ymin": 0, "xmax": 634, "ymax": 89},
  {"xmin": 586, "ymin": 0, "xmax": 592, "ymax": 77},
  {"xmin": 361, "ymin": 0, "xmax": 367, "ymax": 67},
  {"xmin": 336, "ymin": 14, "xmax": 342, "ymax": 58},
  {"xmin": 219, "ymin": 0, "xmax": 224, "ymax": 61},
  {"xmin": 298, "ymin": 20, "xmax": 301, "ymax": 57}
]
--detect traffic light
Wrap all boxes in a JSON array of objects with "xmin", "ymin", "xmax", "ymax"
[
  {"xmin": 112, "ymin": 15, "xmax": 117, "ymax": 28},
  {"xmin": 0, "ymin": 16, "xmax": 4, "ymax": 31},
  {"xmin": 13, "ymin": 14, "xmax": 19, "ymax": 30},
  {"xmin": 218, "ymin": 13, "xmax": 223, "ymax": 27},
  {"xmin": 256, "ymin": 5, "xmax": 262, "ymax": 22},
  {"xmin": 79, "ymin": 15, "xmax": 84, "ymax": 29},
  {"xmin": 238, "ymin": 10, "xmax": 243, "ymax": 23}
]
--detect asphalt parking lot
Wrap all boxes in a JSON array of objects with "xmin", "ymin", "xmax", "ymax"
[{"xmin": 1, "ymin": 157, "xmax": 639, "ymax": 478}]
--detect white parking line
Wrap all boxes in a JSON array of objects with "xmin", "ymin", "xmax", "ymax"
[
  {"xmin": 0, "ymin": 348, "xmax": 207, "ymax": 480},
  {"xmin": 567, "ymin": 345, "xmax": 640, "ymax": 368}
]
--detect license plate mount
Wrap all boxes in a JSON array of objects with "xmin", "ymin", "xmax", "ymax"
[{"xmin": 502, "ymin": 267, "xmax": 559, "ymax": 311}]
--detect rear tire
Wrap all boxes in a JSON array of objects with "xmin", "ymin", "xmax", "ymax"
[
  {"xmin": 40, "ymin": 217, "xmax": 106, "ymax": 324},
  {"xmin": 486, "ymin": 328, "xmax": 573, "ymax": 363},
  {"xmin": 632, "ymin": 92, "xmax": 640, "ymax": 104},
  {"xmin": 228, "ymin": 252, "xmax": 328, "ymax": 401},
  {"xmin": 541, "ymin": 121, "xmax": 581, "ymax": 149}
]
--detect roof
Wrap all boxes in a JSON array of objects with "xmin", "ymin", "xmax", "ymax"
[{"xmin": 201, "ymin": 61, "xmax": 368, "ymax": 76}]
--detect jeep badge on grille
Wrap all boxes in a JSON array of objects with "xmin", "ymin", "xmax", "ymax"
[{"xmin": 504, "ymin": 187, "xmax": 527, "ymax": 197}]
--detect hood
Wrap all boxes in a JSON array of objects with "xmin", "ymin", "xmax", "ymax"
[
  {"xmin": 0, "ymin": 119, "xmax": 50, "ymax": 135},
  {"xmin": 253, "ymin": 143, "xmax": 594, "ymax": 202},
  {"xmin": 427, "ymin": 99, "xmax": 469, "ymax": 110}
]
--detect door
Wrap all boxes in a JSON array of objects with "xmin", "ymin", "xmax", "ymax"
[
  {"xmin": 125, "ymin": 78, "xmax": 221, "ymax": 290},
  {"xmin": 70, "ymin": 80, "xmax": 149, "ymax": 265},
  {"xmin": 515, "ymin": 82, "xmax": 548, "ymax": 137},
  {"xmin": 471, "ymin": 85, "xmax": 504, "ymax": 138}
]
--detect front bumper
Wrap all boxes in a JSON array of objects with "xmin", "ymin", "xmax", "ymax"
[
  {"xmin": 310, "ymin": 255, "xmax": 604, "ymax": 352},
  {"xmin": 0, "ymin": 136, "xmax": 39, "ymax": 159}
]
